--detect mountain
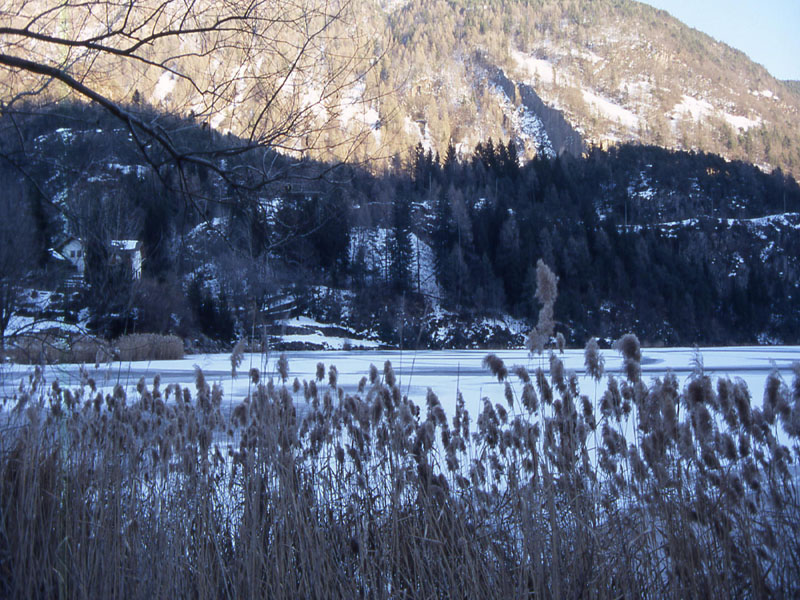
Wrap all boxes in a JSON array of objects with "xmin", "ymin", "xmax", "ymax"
[
  {"xmin": 2, "ymin": 0, "xmax": 798, "ymax": 178},
  {"xmin": 367, "ymin": 0, "xmax": 800, "ymax": 175}
]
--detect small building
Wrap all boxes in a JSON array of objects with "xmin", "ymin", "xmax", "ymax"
[
  {"xmin": 52, "ymin": 237, "xmax": 86, "ymax": 277},
  {"xmin": 110, "ymin": 240, "xmax": 143, "ymax": 279}
]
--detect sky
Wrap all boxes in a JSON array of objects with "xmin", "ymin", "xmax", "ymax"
[{"xmin": 640, "ymin": 0, "xmax": 800, "ymax": 81}]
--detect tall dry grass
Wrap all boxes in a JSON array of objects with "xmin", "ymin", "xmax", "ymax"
[
  {"xmin": 8, "ymin": 333, "xmax": 183, "ymax": 364},
  {"xmin": 0, "ymin": 346, "xmax": 798, "ymax": 599},
  {"xmin": 114, "ymin": 333, "xmax": 184, "ymax": 362}
]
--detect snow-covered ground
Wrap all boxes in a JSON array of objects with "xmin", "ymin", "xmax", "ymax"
[
  {"xmin": 6, "ymin": 315, "xmax": 85, "ymax": 336},
  {"xmin": 272, "ymin": 315, "xmax": 382, "ymax": 350},
  {"xmin": 510, "ymin": 49, "xmax": 556, "ymax": 86},
  {"xmin": 348, "ymin": 227, "xmax": 441, "ymax": 300},
  {"xmin": 3, "ymin": 347, "xmax": 798, "ymax": 428},
  {"xmin": 626, "ymin": 212, "xmax": 800, "ymax": 235},
  {"xmin": 490, "ymin": 83, "xmax": 554, "ymax": 157},
  {"xmin": 582, "ymin": 89, "xmax": 641, "ymax": 130},
  {"xmin": 672, "ymin": 94, "xmax": 761, "ymax": 131}
]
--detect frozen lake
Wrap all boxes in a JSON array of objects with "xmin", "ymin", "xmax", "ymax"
[{"xmin": 3, "ymin": 346, "xmax": 799, "ymax": 421}]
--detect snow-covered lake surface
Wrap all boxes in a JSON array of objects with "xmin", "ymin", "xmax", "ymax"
[{"xmin": 3, "ymin": 346, "xmax": 799, "ymax": 421}]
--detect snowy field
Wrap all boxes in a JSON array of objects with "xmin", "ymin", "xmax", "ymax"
[{"xmin": 3, "ymin": 346, "xmax": 798, "ymax": 423}]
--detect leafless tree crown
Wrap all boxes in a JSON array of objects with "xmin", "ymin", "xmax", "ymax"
[{"xmin": 0, "ymin": 0, "xmax": 384, "ymax": 185}]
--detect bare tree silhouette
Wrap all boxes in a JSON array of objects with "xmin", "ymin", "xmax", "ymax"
[{"xmin": 0, "ymin": 0, "xmax": 384, "ymax": 190}]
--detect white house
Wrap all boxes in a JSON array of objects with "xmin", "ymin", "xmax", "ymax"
[{"xmin": 53, "ymin": 237, "xmax": 86, "ymax": 277}]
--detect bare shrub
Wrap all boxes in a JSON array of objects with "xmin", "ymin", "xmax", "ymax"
[{"xmin": 526, "ymin": 259, "xmax": 558, "ymax": 355}]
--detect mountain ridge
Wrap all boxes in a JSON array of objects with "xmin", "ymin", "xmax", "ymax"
[
  {"xmin": 376, "ymin": 0, "xmax": 800, "ymax": 173},
  {"xmin": 2, "ymin": 0, "xmax": 798, "ymax": 177}
]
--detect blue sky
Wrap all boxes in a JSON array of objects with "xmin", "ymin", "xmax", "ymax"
[{"xmin": 641, "ymin": 0, "xmax": 800, "ymax": 80}]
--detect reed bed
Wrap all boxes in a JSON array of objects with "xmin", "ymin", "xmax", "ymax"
[
  {"xmin": 8, "ymin": 333, "xmax": 184, "ymax": 365},
  {"xmin": 114, "ymin": 333, "xmax": 184, "ymax": 362},
  {"xmin": 0, "ymin": 340, "xmax": 798, "ymax": 599}
]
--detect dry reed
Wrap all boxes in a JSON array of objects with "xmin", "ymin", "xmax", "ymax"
[{"xmin": 0, "ymin": 348, "xmax": 798, "ymax": 599}]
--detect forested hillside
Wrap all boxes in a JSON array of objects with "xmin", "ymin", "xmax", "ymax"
[{"xmin": 3, "ymin": 104, "xmax": 799, "ymax": 349}]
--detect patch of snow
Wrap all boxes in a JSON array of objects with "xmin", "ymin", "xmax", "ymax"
[
  {"xmin": 278, "ymin": 316, "xmax": 333, "ymax": 329},
  {"xmin": 111, "ymin": 240, "xmax": 140, "ymax": 251},
  {"xmin": 86, "ymin": 175, "xmax": 111, "ymax": 183},
  {"xmin": 299, "ymin": 80, "xmax": 329, "ymax": 124},
  {"xmin": 631, "ymin": 213, "xmax": 800, "ymax": 238},
  {"xmin": 728, "ymin": 252, "xmax": 745, "ymax": 277},
  {"xmin": 24, "ymin": 290, "xmax": 55, "ymax": 311},
  {"xmin": 723, "ymin": 113, "xmax": 761, "ymax": 131},
  {"xmin": 107, "ymin": 163, "xmax": 147, "ymax": 178},
  {"xmin": 209, "ymin": 109, "xmax": 228, "ymax": 130},
  {"xmin": 49, "ymin": 248, "xmax": 68, "ymax": 262},
  {"xmin": 673, "ymin": 95, "xmax": 714, "ymax": 121},
  {"xmin": 627, "ymin": 171, "xmax": 655, "ymax": 201},
  {"xmin": 751, "ymin": 89, "xmax": 777, "ymax": 100},
  {"xmin": 570, "ymin": 48, "xmax": 603, "ymax": 64},
  {"xmin": 760, "ymin": 240, "xmax": 775, "ymax": 262},
  {"xmin": 349, "ymin": 226, "xmax": 390, "ymax": 280},
  {"xmin": 338, "ymin": 80, "xmax": 381, "ymax": 144},
  {"xmin": 409, "ymin": 232, "xmax": 440, "ymax": 300},
  {"xmin": 278, "ymin": 333, "xmax": 380, "ymax": 350},
  {"xmin": 55, "ymin": 128, "xmax": 73, "ymax": 143},
  {"xmin": 402, "ymin": 116, "xmax": 434, "ymax": 153},
  {"xmin": 274, "ymin": 315, "xmax": 380, "ymax": 350},
  {"xmin": 7, "ymin": 316, "xmax": 83, "ymax": 336},
  {"xmin": 377, "ymin": 0, "xmax": 410, "ymax": 12},
  {"xmin": 582, "ymin": 90, "xmax": 640, "ymax": 129},
  {"xmin": 725, "ymin": 213, "xmax": 800, "ymax": 229},
  {"xmin": 673, "ymin": 95, "xmax": 761, "ymax": 131},
  {"xmin": 348, "ymin": 228, "xmax": 441, "ymax": 300},
  {"xmin": 188, "ymin": 217, "xmax": 229, "ymax": 239},
  {"xmin": 153, "ymin": 71, "xmax": 177, "ymax": 103},
  {"xmin": 621, "ymin": 79, "xmax": 652, "ymax": 98},
  {"xmin": 510, "ymin": 49, "xmax": 555, "ymax": 85}
]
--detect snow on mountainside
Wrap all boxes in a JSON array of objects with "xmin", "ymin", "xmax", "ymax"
[
  {"xmin": 3, "ymin": 34, "xmax": 800, "ymax": 351},
  {"xmin": 378, "ymin": 0, "xmax": 800, "ymax": 176},
  {"xmin": 349, "ymin": 228, "xmax": 440, "ymax": 300}
]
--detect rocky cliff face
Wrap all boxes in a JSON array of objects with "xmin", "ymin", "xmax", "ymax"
[{"xmin": 477, "ymin": 54, "xmax": 585, "ymax": 158}]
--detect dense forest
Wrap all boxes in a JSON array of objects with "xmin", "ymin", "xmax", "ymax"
[{"xmin": 2, "ymin": 103, "xmax": 800, "ymax": 349}]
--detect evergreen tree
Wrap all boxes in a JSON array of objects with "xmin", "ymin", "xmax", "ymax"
[
  {"xmin": 443, "ymin": 142, "xmax": 458, "ymax": 173},
  {"xmin": 390, "ymin": 195, "xmax": 414, "ymax": 292}
]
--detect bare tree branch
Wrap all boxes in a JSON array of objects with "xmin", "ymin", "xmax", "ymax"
[{"xmin": 0, "ymin": 0, "xmax": 389, "ymax": 190}]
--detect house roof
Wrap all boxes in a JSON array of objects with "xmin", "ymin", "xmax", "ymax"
[
  {"xmin": 53, "ymin": 236, "xmax": 81, "ymax": 252},
  {"xmin": 48, "ymin": 248, "xmax": 69, "ymax": 261},
  {"xmin": 53, "ymin": 237, "xmax": 141, "ymax": 253},
  {"xmin": 111, "ymin": 240, "xmax": 140, "ymax": 251}
]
